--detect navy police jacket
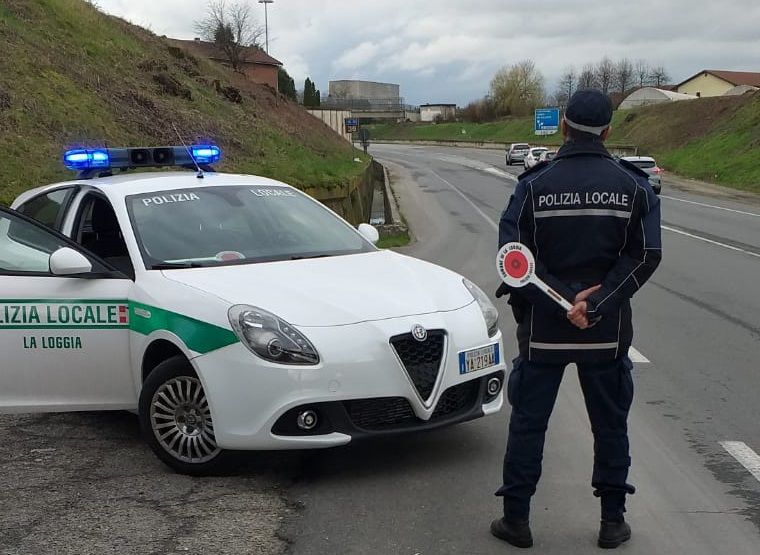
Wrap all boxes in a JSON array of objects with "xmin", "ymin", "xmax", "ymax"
[{"xmin": 498, "ymin": 139, "xmax": 662, "ymax": 364}]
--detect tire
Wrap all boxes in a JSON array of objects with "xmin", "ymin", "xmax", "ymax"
[{"xmin": 139, "ymin": 356, "xmax": 228, "ymax": 475}]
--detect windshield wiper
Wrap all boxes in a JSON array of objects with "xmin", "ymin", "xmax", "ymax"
[
  {"xmin": 290, "ymin": 254, "xmax": 333, "ymax": 260},
  {"xmin": 151, "ymin": 262, "xmax": 206, "ymax": 270}
]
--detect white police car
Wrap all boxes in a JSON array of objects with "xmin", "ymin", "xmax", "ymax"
[{"xmin": 0, "ymin": 145, "xmax": 505, "ymax": 474}]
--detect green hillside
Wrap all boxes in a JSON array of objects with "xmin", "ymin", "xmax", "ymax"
[
  {"xmin": 0, "ymin": 0, "xmax": 367, "ymax": 206},
  {"xmin": 368, "ymin": 92, "xmax": 760, "ymax": 192}
]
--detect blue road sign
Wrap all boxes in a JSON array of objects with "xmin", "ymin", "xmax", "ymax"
[
  {"xmin": 534, "ymin": 108, "xmax": 560, "ymax": 136},
  {"xmin": 344, "ymin": 118, "xmax": 360, "ymax": 133}
]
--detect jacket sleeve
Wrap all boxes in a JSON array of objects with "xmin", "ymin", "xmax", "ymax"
[
  {"xmin": 497, "ymin": 181, "xmax": 576, "ymax": 311},
  {"xmin": 586, "ymin": 181, "xmax": 662, "ymax": 317}
]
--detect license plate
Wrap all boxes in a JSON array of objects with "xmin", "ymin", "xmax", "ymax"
[{"xmin": 458, "ymin": 344, "xmax": 499, "ymax": 375}]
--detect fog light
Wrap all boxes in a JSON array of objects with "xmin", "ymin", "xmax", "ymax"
[
  {"xmin": 487, "ymin": 377, "xmax": 502, "ymax": 396},
  {"xmin": 297, "ymin": 410, "xmax": 318, "ymax": 431}
]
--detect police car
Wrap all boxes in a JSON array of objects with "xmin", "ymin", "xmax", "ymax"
[{"xmin": 0, "ymin": 145, "xmax": 505, "ymax": 474}]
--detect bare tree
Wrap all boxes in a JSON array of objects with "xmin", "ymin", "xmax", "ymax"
[
  {"xmin": 595, "ymin": 56, "xmax": 615, "ymax": 95},
  {"xmin": 635, "ymin": 59, "xmax": 651, "ymax": 87},
  {"xmin": 615, "ymin": 58, "xmax": 634, "ymax": 94},
  {"xmin": 649, "ymin": 66, "xmax": 671, "ymax": 88},
  {"xmin": 490, "ymin": 59, "xmax": 546, "ymax": 117},
  {"xmin": 578, "ymin": 63, "xmax": 597, "ymax": 89},
  {"xmin": 195, "ymin": 0, "xmax": 264, "ymax": 71},
  {"xmin": 555, "ymin": 66, "xmax": 576, "ymax": 107}
]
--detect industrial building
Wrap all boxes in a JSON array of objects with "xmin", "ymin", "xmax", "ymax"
[
  {"xmin": 420, "ymin": 104, "xmax": 457, "ymax": 122},
  {"xmin": 322, "ymin": 80, "xmax": 405, "ymax": 120}
]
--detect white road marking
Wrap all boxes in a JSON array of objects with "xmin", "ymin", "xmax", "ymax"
[
  {"xmin": 628, "ymin": 347, "xmax": 650, "ymax": 363},
  {"xmin": 720, "ymin": 441, "xmax": 760, "ymax": 483},
  {"xmin": 485, "ymin": 167, "xmax": 518, "ymax": 182},
  {"xmin": 661, "ymin": 225, "xmax": 760, "ymax": 259},
  {"xmin": 661, "ymin": 195, "xmax": 760, "ymax": 218},
  {"xmin": 430, "ymin": 169, "xmax": 499, "ymax": 233}
]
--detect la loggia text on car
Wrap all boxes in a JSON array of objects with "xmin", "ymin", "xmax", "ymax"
[{"xmin": 0, "ymin": 145, "xmax": 506, "ymax": 474}]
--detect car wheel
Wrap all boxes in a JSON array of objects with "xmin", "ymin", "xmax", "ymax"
[{"xmin": 139, "ymin": 356, "xmax": 227, "ymax": 475}]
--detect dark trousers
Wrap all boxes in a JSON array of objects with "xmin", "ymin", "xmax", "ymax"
[{"xmin": 496, "ymin": 356, "xmax": 635, "ymax": 522}]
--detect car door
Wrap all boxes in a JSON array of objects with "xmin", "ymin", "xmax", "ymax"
[{"xmin": 0, "ymin": 207, "xmax": 136, "ymax": 413}]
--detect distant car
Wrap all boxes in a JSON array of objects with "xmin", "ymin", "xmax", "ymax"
[
  {"xmin": 538, "ymin": 150, "xmax": 557, "ymax": 163},
  {"xmin": 620, "ymin": 156, "xmax": 663, "ymax": 194},
  {"xmin": 523, "ymin": 147, "xmax": 548, "ymax": 170},
  {"xmin": 506, "ymin": 143, "xmax": 530, "ymax": 166}
]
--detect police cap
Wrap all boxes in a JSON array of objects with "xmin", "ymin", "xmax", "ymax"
[{"xmin": 564, "ymin": 89, "xmax": 613, "ymax": 136}]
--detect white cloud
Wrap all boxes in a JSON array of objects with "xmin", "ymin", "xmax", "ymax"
[
  {"xmin": 96, "ymin": 0, "xmax": 760, "ymax": 105},
  {"xmin": 333, "ymin": 41, "xmax": 382, "ymax": 72}
]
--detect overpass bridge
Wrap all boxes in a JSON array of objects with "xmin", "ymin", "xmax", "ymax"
[{"xmin": 320, "ymin": 97, "xmax": 417, "ymax": 121}]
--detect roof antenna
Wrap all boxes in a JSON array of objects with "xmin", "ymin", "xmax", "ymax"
[{"xmin": 172, "ymin": 122, "xmax": 204, "ymax": 179}]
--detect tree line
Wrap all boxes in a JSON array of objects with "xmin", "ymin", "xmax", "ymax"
[{"xmin": 461, "ymin": 57, "xmax": 671, "ymax": 123}]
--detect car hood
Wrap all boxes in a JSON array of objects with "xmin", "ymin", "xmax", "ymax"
[{"xmin": 161, "ymin": 251, "xmax": 474, "ymax": 327}]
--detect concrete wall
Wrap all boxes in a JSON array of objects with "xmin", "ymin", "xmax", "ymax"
[
  {"xmin": 420, "ymin": 105, "xmax": 456, "ymax": 122},
  {"xmin": 405, "ymin": 110, "xmax": 421, "ymax": 122},
  {"xmin": 329, "ymin": 80, "xmax": 400, "ymax": 100},
  {"xmin": 677, "ymin": 73, "xmax": 733, "ymax": 97},
  {"xmin": 306, "ymin": 109, "xmax": 353, "ymax": 142}
]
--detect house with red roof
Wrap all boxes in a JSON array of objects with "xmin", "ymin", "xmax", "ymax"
[{"xmin": 676, "ymin": 69, "xmax": 760, "ymax": 98}]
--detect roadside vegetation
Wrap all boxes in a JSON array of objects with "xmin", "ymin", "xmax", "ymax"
[
  {"xmin": 368, "ymin": 92, "xmax": 760, "ymax": 192},
  {"xmin": 0, "ymin": 0, "xmax": 367, "ymax": 206},
  {"xmin": 376, "ymin": 229, "xmax": 411, "ymax": 249}
]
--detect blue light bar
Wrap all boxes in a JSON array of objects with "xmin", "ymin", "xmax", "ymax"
[
  {"xmin": 62, "ymin": 144, "xmax": 222, "ymax": 178},
  {"xmin": 63, "ymin": 148, "xmax": 111, "ymax": 171},
  {"xmin": 190, "ymin": 145, "xmax": 222, "ymax": 165}
]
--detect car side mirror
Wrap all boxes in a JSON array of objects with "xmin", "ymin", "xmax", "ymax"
[
  {"xmin": 49, "ymin": 247, "xmax": 93, "ymax": 276},
  {"xmin": 357, "ymin": 223, "xmax": 380, "ymax": 245}
]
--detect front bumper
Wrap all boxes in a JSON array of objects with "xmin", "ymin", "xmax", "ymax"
[{"xmin": 193, "ymin": 303, "xmax": 507, "ymax": 450}]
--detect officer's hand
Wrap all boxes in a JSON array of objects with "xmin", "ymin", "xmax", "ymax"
[
  {"xmin": 574, "ymin": 284, "xmax": 601, "ymax": 303},
  {"xmin": 567, "ymin": 301, "xmax": 590, "ymax": 329}
]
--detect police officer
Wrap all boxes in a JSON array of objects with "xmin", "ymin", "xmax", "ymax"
[{"xmin": 490, "ymin": 89, "xmax": 662, "ymax": 549}]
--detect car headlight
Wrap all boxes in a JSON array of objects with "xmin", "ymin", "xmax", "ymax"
[
  {"xmin": 228, "ymin": 305, "xmax": 319, "ymax": 365},
  {"xmin": 463, "ymin": 279, "xmax": 499, "ymax": 337}
]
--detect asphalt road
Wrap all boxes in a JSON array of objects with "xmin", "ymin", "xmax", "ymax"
[{"xmin": 286, "ymin": 144, "xmax": 760, "ymax": 554}]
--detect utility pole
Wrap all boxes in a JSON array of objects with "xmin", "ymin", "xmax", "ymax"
[{"xmin": 258, "ymin": 0, "xmax": 274, "ymax": 54}]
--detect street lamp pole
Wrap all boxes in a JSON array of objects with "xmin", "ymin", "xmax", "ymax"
[{"xmin": 258, "ymin": 0, "xmax": 274, "ymax": 54}]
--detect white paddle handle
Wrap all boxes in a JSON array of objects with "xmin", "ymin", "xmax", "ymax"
[{"xmin": 530, "ymin": 276, "xmax": 574, "ymax": 312}]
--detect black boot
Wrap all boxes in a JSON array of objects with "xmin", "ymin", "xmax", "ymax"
[
  {"xmin": 490, "ymin": 518, "xmax": 533, "ymax": 548},
  {"xmin": 598, "ymin": 519, "xmax": 631, "ymax": 549}
]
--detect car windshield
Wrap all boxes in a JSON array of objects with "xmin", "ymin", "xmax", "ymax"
[
  {"xmin": 126, "ymin": 185, "xmax": 375, "ymax": 269},
  {"xmin": 514, "ymin": 144, "xmax": 529, "ymax": 150},
  {"xmin": 532, "ymin": 148, "xmax": 547, "ymax": 155},
  {"xmin": 632, "ymin": 160, "xmax": 656, "ymax": 169}
]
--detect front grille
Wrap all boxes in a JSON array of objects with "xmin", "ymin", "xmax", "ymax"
[
  {"xmin": 390, "ymin": 330, "xmax": 445, "ymax": 401},
  {"xmin": 345, "ymin": 380, "xmax": 481, "ymax": 431},
  {"xmin": 346, "ymin": 397, "xmax": 416, "ymax": 431},
  {"xmin": 432, "ymin": 380, "xmax": 480, "ymax": 419}
]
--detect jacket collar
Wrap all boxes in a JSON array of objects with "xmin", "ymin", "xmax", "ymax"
[{"xmin": 555, "ymin": 139, "xmax": 613, "ymax": 160}]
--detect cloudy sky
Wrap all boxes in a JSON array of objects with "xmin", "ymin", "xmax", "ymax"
[{"xmin": 98, "ymin": 0, "xmax": 760, "ymax": 105}]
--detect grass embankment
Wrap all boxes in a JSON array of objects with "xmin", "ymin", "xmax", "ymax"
[
  {"xmin": 0, "ymin": 0, "xmax": 368, "ymax": 206},
  {"xmin": 376, "ymin": 229, "xmax": 411, "ymax": 249},
  {"xmin": 368, "ymin": 92, "xmax": 760, "ymax": 192}
]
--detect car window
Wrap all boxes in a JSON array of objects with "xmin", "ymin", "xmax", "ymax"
[
  {"xmin": 632, "ymin": 160, "xmax": 656, "ymax": 169},
  {"xmin": 126, "ymin": 185, "xmax": 376, "ymax": 268},
  {"xmin": 0, "ymin": 210, "xmax": 69, "ymax": 274},
  {"xmin": 73, "ymin": 194, "xmax": 134, "ymax": 277},
  {"xmin": 15, "ymin": 187, "xmax": 76, "ymax": 231}
]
